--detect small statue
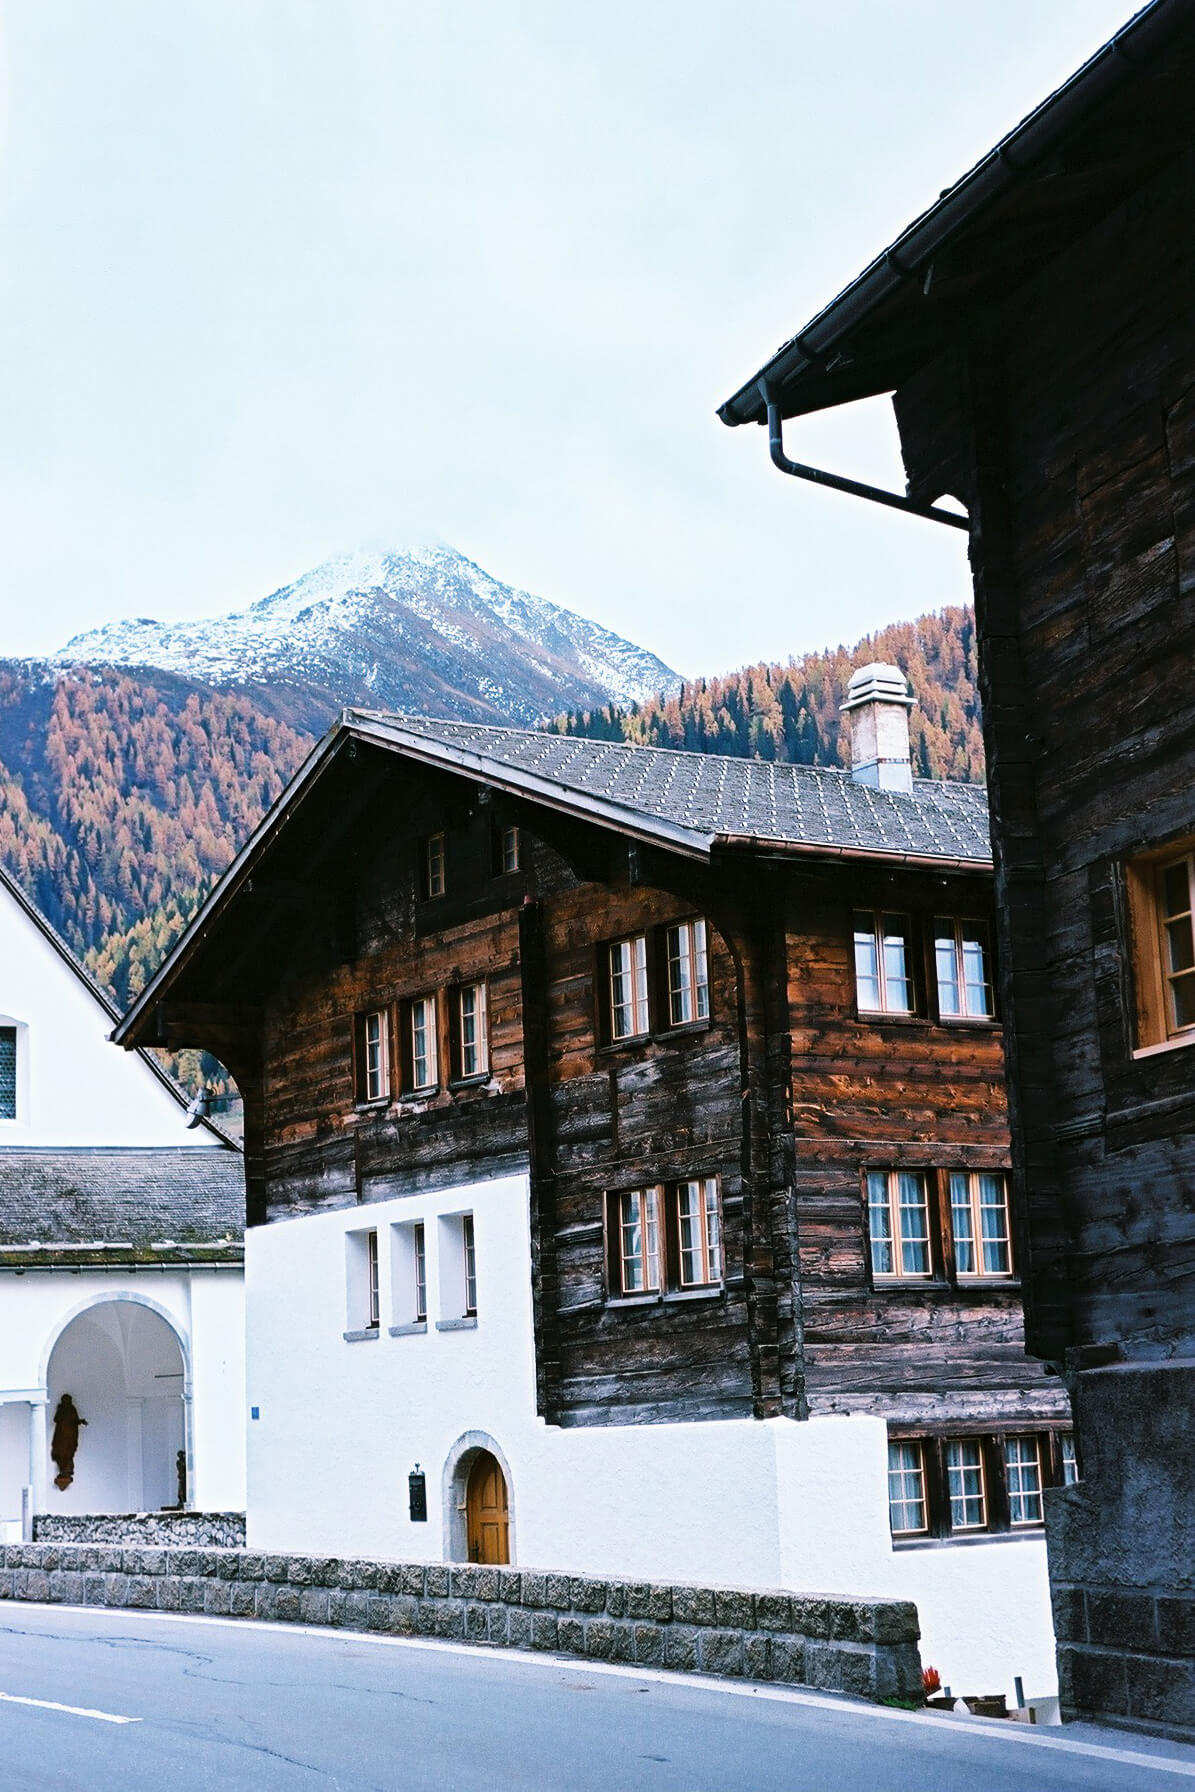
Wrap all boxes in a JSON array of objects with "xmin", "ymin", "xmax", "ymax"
[
  {"xmin": 175, "ymin": 1449, "xmax": 187, "ymax": 1509},
  {"xmin": 50, "ymin": 1394, "xmax": 86, "ymax": 1491}
]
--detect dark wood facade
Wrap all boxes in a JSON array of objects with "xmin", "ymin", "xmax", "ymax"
[
  {"xmin": 121, "ymin": 734, "xmax": 1062, "ymax": 1444},
  {"xmin": 718, "ymin": 0, "xmax": 1195, "ymax": 1732}
]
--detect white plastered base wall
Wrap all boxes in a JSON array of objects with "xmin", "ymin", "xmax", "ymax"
[{"xmin": 245, "ymin": 1172, "xmax": 1057, "ymax": 1702}]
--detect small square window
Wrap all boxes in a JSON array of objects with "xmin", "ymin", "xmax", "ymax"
[
  {"xmin": 867, "ymin": 1170, "xmax": 932, "ymax": 1279},
  {"xmin": 666, "ymin": 919, "xmax": 709, "ymax": 1027},
  {"xmin": 1004, "ymin": 1435, "xmax": 1044, "ymax": 1526},
  {"xmin": 949, "ymin": 1171, "xmax": 1013, "ymax": 1278},
  {"xmin": 887, "ymin": 1440, "xmax": 928, "ymax": 1536},
  {"xmin": 608, "ymin": 935, "xmax": 649, "ymax": 1041},
  {"xmin": 854, "ymin": 911, "xmax": 914, "ymax": 1014},
  {"xmin": 935, "ymin": 917, "xmax": 995, "ymax": 1019}
]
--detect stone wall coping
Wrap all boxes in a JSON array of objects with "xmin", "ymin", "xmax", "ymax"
[{"xmin": 0, "ymin": 1541, "xmax": 922, "ymax": 1704}]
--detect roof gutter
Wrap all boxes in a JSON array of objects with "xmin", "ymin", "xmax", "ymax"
[
  {"xmin": 715, "ymin": 833, "xmax": 992, "ymax": 874},
  {"xmin": 761, "ymin": 383, "xmax": 970, "ymax": 530},
  {"xmin": 717, "ymin": 0, "xmax": 1177, "ymax": 429}
]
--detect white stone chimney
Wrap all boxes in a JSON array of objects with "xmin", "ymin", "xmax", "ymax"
[{"xmin": 840, "ymin": 662, "xmax": 915, "ymax": 794}]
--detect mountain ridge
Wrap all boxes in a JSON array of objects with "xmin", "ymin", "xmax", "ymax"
[{"xmin": 52, "ymin": 542, "xmax": 680, "ymax": 729}]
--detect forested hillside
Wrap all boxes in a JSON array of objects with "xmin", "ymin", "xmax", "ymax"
[
  {"xmin": 548, "ymin": 606, "xmax": 984, "ymax": 783},
  {"xmin": 0, "ymin": 604, "xmax": 982, "ymax": 1029},
  {"xmin": 0, "ymin": 665, "xmax": 313, "ymax": 1006}
]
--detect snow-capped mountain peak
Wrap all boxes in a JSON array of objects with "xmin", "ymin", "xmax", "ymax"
[{"xmin": 53, "ymin": 544, "xmax": 680, "ymax": 727}]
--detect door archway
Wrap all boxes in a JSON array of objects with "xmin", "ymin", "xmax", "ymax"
[
  {"xmin": 442, "ymin": 1431, "xmax": 515, "ymax": 1564},
  {"xmin": 465, "ymin": 1451, "xmax": 510, "ymax": 1565},
  {"xmin": 45, "ymin": 1300, "xmax": 187, "ymax": 1514}
]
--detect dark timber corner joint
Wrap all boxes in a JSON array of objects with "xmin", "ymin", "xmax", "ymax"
[{"xmin": 759, "ymin": 382, "xmax": 971, "ymax": 531}]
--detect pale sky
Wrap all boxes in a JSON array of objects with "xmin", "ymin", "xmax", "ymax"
[{"xmin": 0, "ymin": 1, "xmax": 1135, "ymax": 679}]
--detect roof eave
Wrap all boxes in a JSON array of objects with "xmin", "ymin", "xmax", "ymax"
[{"xmin": 717, "ymin": 0, "xmax": 1179, "ymax": 428}]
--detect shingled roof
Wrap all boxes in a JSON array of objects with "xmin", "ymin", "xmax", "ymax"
[
  {"xmin": 0, "ymin": 1149, "xmax": 244, "ymax": 1268},
  {"xmin": 347, "ymin": 711, "xmax": 994, "ymax": 866}
]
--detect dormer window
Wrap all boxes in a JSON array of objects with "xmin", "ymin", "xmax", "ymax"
[{"xmin": 0, "ymin": 1027, "xmax": 15, "ymax": 1120}]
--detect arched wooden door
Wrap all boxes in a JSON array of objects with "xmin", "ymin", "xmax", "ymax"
[{"xmin": 465, "ymin": 1450, "xmax": 509, "ymax": 1564}]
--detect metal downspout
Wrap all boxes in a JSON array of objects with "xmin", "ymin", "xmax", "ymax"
[{"xmin": 761, "ymin": 385, "xmax": 970, "ymax": 530}]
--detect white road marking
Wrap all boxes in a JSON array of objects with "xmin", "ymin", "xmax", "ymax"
[
  {"xmin": 0, "ymin": 1689, "xmax": 140, "ymax": 1725},
  {"xmin": 9, "ymin": 1601, "xmax": 1195, "ymax": 1776}
]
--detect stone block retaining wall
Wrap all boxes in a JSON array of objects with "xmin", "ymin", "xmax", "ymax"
[
  {"xmin": 0, "ymin": 1543, "xmax": 922, "ymax": 1704},
  {"xmin": 32, "ymin": 1514, "xmax": 246, "ymax": 1549}
]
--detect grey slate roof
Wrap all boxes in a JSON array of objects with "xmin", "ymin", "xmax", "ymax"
[
  {"xmin": 0, "ymin": 1149, "xmax": 244, "ymax": 1267},
  {"xmin": 349, "ymin": 712, "xmax": 993, "ymax": 866}
]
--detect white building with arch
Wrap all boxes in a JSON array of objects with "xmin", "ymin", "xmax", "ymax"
[{"xmin": 0, "ymin": 866, "xmax": 245, "ymax": 1535}]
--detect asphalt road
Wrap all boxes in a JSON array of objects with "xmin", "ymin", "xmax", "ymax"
[{"xmin": 0, "ymin": 1604, "xmax": 1193, "ymax": 1791}]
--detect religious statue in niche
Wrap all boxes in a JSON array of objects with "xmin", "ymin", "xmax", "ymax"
[{"xmin": 50, "ymin": 1394, "xmax": 86, "ymax": 1491}]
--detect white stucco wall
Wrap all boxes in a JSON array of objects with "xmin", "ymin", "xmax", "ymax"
[
  {"xmin": 245, "ymin": 1172, "xmax": 1059, "ymax": 1702},
  {"xmin": 0, "ymin": 877, "xmax": 211, "ymax": 1147},
  {"xmin": 0, "ymin": 1271, "xmax": 245, "ymax": 1525}
]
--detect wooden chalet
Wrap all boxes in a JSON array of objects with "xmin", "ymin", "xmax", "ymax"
[
  {"xmin": 718, "ymin": 0, "xmax": 1195, "ymax": 1738},
  {"xmin": 114, "ymin": 684, "xmax": 1069, "ymax": 1695}
]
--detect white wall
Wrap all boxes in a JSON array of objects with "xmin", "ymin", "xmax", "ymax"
[
  {"xmin": 245, "ymin": 1172, "xmax": 1058, "ymax": 1702},
  {"xmin": 0, "ymin": 1271, "xmax": 245, "ymax": 1517},
  {"xmin": 0, "ymin": 877, "xmax": 213, "ymax": 1146}
]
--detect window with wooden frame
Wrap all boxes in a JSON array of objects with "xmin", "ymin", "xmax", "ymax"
[
  {"xmin": 887, "ymin": 1440, "xmax": 929, "ymax": 1537},
  {"xmin": 867, "ymin": 1169, "xmax": 933, "ymax": 1280},
  {"xmin": 495, "ymin": 823, "xmax": 521, "ymax": 875},
  {"xmin": 675, "ymin": 1177, "xmax": 721, "ymax": 1287},
  {"xmin": 422, "ymin": 831, "xmax": 446, "ymax": 900},
  {"xmin": 354, "ymin": 1007, "xmax": 392, "ymax": 1104},
  {"xmin": 866, "ymin": 1166, "xmax": 1014, "ymax": 1287},
  {"xmin": 413, "ymin": 1222, "xmax": 427, "ymax": 1323},
  {"xmin": 887, "ymin": 1429, "xmax": 1071, "ymax": 1542},
  {"xmin": 934, "ymin": 917, "xmax": 995, "ymax": 1019},
  {"xmin": 1126, "ymin": 843, "xmax": 1195, "ymax": 1051},
  {"xmin": 401, "ymin": 993, "xmax": 440, "ymax": 1094},
  {"xmin": 945, "ymin": 1438, "xmax": 987, "ymax": 1531},
  {"xmin": 462, "ymin": 1212, "xmax": 477, "ymax": 1316},
  {"xmin": 606, "ymin": 934, "xmax": 650, "ymax": 1042},
  {"xmin": 452, "ymin": 981, "xmax": 489, "ymax": 1081},
  {"xmin": 948, "ymin": 1171, "xmax": 1012, "ymax": 1278},
  {"xmin": 665, "ymin": 919, "xmax": 709, "ymax": 1027},
  {"xmin": 611, "ymin": 1186, "xmax": 661, "ymax": 1295},
  {"xmin": 853, "ymin": 910, "xmax": 915, "ymax": 1015},
  {"xmin": 607, "ymin": 1178, "xmax": 723, "ymax": 1298},
  {"xmin": 1004, "ymin": 1434, "xmax": 1044, "ymax": 1526},
  {"xmin": 1060, "ymin": 1432, "xmax": 1079, "ymax": 1486}
]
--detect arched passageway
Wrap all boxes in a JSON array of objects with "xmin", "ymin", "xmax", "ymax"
[{"xmin": 45, "ymin": 1301, "xmax": 186, "ymax": 1514}]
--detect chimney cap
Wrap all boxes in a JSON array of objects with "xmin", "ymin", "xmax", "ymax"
[{"xmin": 840, "ymin": 662, "xmax": 913, "ymax": 713}]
